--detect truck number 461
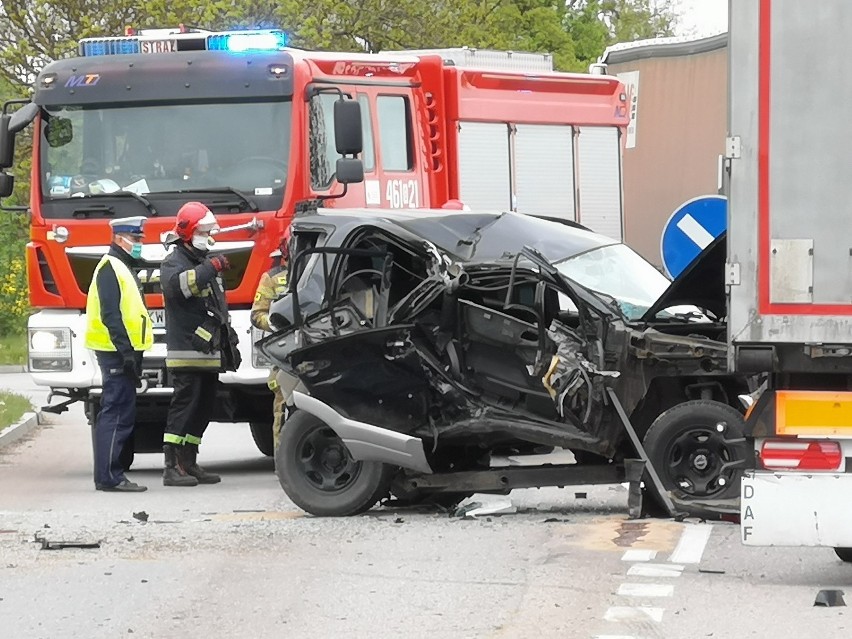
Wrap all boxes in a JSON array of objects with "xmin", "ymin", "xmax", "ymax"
[{"xmin": 386, "ymin": 179, "xmax": 419, "ymax": 209}]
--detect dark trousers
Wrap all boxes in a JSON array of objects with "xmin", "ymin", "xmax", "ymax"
[
  {"xmin": 165, "ymin": 372, "xmax": 218, "ymax": 444},
  {"xmin": 94, "ymin": 351, "xmax": 138, "ymax": 488}
]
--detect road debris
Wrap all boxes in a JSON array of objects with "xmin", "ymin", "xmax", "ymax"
[
  {"xmin": 814, "ymin": 590, "xmax": 846, "ymax": 607},
  {"xmin": 34, "ymin": 531, "xmax": 100, "ymax": 551},
  {"xmin": 132, "ymin": 511, "xmax": 149, "ymax": 522},
  {"xmin": 453, "ymin": 498, "xmax": 516, "ymax": 519}
]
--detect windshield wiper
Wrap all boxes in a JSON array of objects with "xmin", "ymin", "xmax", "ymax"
[
  {"xmin": 157, "ymin": 187, "xmax": 259, "ymax": 212},
  {"xmin": 74, "ymin": 191, "xmax": 158, "ymax": 216}
]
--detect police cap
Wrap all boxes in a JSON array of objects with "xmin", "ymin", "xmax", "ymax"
[{"xmin": 109, "ymin": 216, "xmax": 146, "ymax": 237}]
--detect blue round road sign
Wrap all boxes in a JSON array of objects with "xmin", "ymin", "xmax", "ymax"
[{"xmin": 660, "ymin": 195, "xmax": 727, "ymax": 279}]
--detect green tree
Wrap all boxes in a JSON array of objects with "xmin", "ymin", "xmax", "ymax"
[
  {"xmin": 0, "ymin": 0, "xmax": 677, "ymax": 331},
  {"xmin": 565, "ymin": 0, "xmax": 678, "ymax": 68},
  {"xmin": 0, "ymin": 73, "xmax": 31, "ymax": 335},
  {"xmin": 0, "ymin": 0, "xmax": 678, "ymax": 81}
]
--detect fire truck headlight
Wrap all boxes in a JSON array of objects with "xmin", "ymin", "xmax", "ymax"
[{"xmin": 28, "ymin": 328, "xmax": 73, "ymax": 372}]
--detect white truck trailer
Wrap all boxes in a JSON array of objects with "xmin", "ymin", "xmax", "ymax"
[{"xmin": 731, "ymin": 0, "xmax": 852, "ymax": 559}]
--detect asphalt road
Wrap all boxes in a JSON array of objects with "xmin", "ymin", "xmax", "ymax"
[{"xmin": 1, "ymin": 371, "xmax": 851, "ymax": 639}]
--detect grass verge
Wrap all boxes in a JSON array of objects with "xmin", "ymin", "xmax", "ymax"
[
  {"xmin": 0, "ymin": 390, "xmax": 32, "ymax": 432},
  {"xmin": 0, "ymin": 333, "xmax": 26, "ymax": 366}
]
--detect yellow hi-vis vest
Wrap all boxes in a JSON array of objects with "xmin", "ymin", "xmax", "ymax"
[{"xmin": 84, "ymin": 255, "xmax": 154, "ymax": 352}]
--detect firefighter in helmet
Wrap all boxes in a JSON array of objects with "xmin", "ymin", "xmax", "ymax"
[
  {"xmin": 250, "ymin": 230, "xmax": 292, "ymax": 456},
  {"xmin": 160, "ymin": 201, "xmax": 241, "ymax": 487}
]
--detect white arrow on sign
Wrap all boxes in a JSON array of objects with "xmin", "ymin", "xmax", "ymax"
[{"xmin": 675, "ymin": 214, "xmax": 715, "ymax": 250}]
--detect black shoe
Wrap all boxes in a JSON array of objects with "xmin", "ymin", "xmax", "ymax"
[{"xmin": 96, "ymin": 479, "xmax": 147, "ymax": 492}]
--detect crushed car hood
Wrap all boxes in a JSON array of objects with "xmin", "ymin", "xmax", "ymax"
[{"xmin": 641, "ymin": 232, "xmax": 726, "ymax": 322}]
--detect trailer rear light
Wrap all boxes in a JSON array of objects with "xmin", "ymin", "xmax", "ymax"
[{"xmin": 760, "ymin": 439, "xmax": 842, "ymax": 471}]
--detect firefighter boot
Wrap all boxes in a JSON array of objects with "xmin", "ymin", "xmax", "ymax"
[
  {"xmin": 162, "ymin": 444, "xmax": 198, "ymax": 487},
  {"xmin": 180, "ymin": 443, "xmax": 221, "ymax": 484}
]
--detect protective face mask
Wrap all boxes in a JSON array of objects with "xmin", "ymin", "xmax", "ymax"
[
  {"xmin": 129, "ymin": 242, "xmax": 143, "ymax": 260},
  {"xmin": 191, "ymin": 233, "xmax": 214, "ymax": 252}
]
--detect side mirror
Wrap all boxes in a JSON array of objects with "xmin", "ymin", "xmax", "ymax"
[
  {"xmin": 334, "ymin": 99, "xmax": 363, "ymax": 155},
  {"xmin": 336, "ymin": 157, "xmax": 364, "ymax": 185},
  {"xmin": 8, "ymin": 102, "xmax": 39, "ymax": 134},
  {"xmin": 0, "ymin": 172, "xmax": 14, "ymax": 198},
  {"xmin": 0, "ymin": 115, "xmax": 13, "ymax": 169}
]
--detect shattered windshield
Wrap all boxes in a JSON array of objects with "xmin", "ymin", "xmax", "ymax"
[
  {"xmin": 555, "ymin": 243, "xmax": 670, "ymax": 320},
  {"xmin": 40, "ymin": 100, "xmax": 291, "ymax": 204}
]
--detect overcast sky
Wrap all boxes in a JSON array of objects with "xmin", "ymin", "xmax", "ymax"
[{"xmin": 674, "ymin": 0, "xmax": 728, "ymax": 36}]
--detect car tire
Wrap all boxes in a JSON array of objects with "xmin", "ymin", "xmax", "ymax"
[
  {"xmin": 250, "ymin": 420, "xmax": 275, "ymax": 457},
  {"xmin": 642, "ymin": 400, "xmax": 748, "ymax": 514},
  {"xmin": 835, "ymin": 548, "xmax": 852, "ymax": 563},
  {"xmin": 275, "ymin": 410, "xmax": 393, "ymax": 516}
]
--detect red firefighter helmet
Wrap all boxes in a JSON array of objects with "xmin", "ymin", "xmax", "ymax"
[
  {"xmin": 441, "ymin": 199, "xmax": 469, "ymax": 210},
  {"xmin": 174, "ymin": 201, "xmax": 218, "ymax": 242}
]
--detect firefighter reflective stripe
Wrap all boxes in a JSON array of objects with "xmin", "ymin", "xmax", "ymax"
[
  {"xmin": 163, "ymin": 433, "xmax": 184, "ymax": 444},
  {"xmin": 266, "ymin": 368, "xmax": 278, "ymax": 391},
  {"xmin": 194, "ymin": 326, "xmax": 213, "ymax": 341},
  {"xmin": 179, "ymin": 270, "xmax": 202, "ymax": 298},
  {"xmin": 85, "ymin": 255, "xmax": 154, "ymax": 352},
  {"xmin": 184, "ymin": 434, "xmax": 202, "ymax": 445},
  {"xmin": 165, "ymin": 349, "xmax": 221, "ymax": 368},
  {"xmin": 274, "ymin": 274, "xmax": 288, "ymax": 296}
]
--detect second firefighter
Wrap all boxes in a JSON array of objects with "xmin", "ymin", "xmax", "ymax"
[{"xmin": 160, "ymin": 202, "xmax": 241, "ymax": 487}]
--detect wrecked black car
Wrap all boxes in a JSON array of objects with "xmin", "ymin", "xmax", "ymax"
[{"xmin": 259, "ymin": 208, "xmax": 750, "ymax": 517}]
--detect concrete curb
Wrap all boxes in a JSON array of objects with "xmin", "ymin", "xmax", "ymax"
[
  {"xmin": 0, "ymin": 411, "xmax": 42, "ymax": 450},
  {"xmin": 0, "ymin": 365, "xmax": 26, "ymax": 374}
]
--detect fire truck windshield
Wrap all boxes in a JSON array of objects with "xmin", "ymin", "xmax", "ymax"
[{"xmin": 40, "ymin": 99, "xmax": 292, "ymax": 213}]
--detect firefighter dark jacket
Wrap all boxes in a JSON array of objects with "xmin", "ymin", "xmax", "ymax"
[{"xmin": 160, "ymin": 242, "xmax": 241, "ymax": 371}]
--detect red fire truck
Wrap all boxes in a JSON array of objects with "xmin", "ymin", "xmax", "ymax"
[{"xmin": 0, "ymin": 26, "xmax": 628, "ymax": 459}]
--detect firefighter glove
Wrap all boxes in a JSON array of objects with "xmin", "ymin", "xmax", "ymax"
[{"xmin": 209, "ymin": 255, "xmax": 231, "ymax": 272}]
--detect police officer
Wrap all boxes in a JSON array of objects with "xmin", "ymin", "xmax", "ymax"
[
  {"xmin": 160, "ymin": 202, "xmax": 241, "ymax": 487},
  {"xmin": 84, "ymin": 216, "xmax": 152, "ymax": 492},
  {"xmin": 250, "ymin": 232, "xmax": 291, "ymax": 454}
]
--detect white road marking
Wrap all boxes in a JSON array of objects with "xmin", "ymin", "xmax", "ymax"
[
  {"xmin": 627, "ymin": 563, "xmax": 685, "ymax": 578},
  {"xmin": 621, "ymin": 549, "xmax": 657, "ymax": 562},
  {"xmin": 669, "ymin": 523, "xmax": 713, "ymax": 564},
  {"xmin": 594, "ymin": 636, "xmax": 646, "ymax": 639},
  {"xmin": 676, "ymin": 213, "xmax": 715, "ymax": 249},
  {"xmin": 604, "ymin": 607, "xmax": 665, "ymax": 623},
  {"xmin": 617, "ymin": 583, "xmax": 675, "ymax": 598}
]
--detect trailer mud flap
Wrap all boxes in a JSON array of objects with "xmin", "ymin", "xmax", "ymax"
[{"xmin": 741, "ymin": 471, "xmax": 852, "ymax": 547}]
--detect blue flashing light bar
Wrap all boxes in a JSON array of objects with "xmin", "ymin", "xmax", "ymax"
[
  {"xmin": 207, "ymin": 30, "xmax": 289, "ymax": 52},
  {"xmin": 82, "ymin": 38, "xmax": 141, "ymax": 57},
  {"xmin": 78, "ymin": 29, "xmax": 288, "ymax": 57}
]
